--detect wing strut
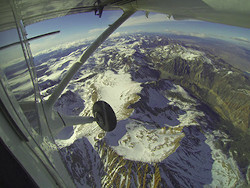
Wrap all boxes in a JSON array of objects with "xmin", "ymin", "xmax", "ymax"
[{"xmin": 46, "ymin": 10, "xmax": 135, "ymax": 107}]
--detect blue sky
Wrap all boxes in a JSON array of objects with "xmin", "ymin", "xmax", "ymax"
[{"xmin": 24, "ymin": 10, "xmax": 250, "ymax": 54}]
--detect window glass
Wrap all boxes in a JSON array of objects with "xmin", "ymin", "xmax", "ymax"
[{"xmin": 5, "ymin": 7, "xmax": 250, "ymax": 188}]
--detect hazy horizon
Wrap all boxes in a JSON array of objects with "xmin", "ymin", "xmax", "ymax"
[{"xmin": 24, "ymin": 10, "xmax": 250, "ymax": 54}]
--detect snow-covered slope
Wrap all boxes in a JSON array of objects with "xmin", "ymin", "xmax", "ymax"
[
  {"xmin": 78, "ymin": 69, "xmax": 142, "ymax": 121},
  {"xmin": 34, "ymin": 33, "xmax": 247, "ymax": 187}
]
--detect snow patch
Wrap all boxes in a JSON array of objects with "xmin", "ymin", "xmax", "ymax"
[
  {"xmin": 170, "ymin": 84, "xmax": 196, "ymax": 103},
  {"xmin": 108, "ymin": 121, "xmax": 184, "ymax": 163},
  {"xmin": 204, "ymin": 131, "xmax": 244, "ymax": 188},
  {"xmin": 81, "ymin": 69, "xmax": 142, "ymax": 120}
]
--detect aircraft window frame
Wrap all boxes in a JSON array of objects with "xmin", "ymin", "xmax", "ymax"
[
  {"xmin": 0, "ymin": 1, "xmax": 76, "ymax": 187},
  {"xmin": 0, "ymin": 78, "xmax": 29, "ymax": 141}
]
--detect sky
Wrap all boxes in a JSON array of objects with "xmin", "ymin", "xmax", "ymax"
[
  {"xmin": 1, "ymin": 9, "xmax": 250, "ymax": 56},
  {"xmin": 23, "ymin": 10, "xmax": 250, "ymax": 54}
]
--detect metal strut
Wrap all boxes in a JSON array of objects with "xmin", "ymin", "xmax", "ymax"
[{"xmin": 46, "ymin": 10, "xmax": 135, "ymax": 107}]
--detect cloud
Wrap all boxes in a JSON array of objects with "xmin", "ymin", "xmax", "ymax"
[
  {"xmin": 188, "ymin": 33, "xmax": 207, "ymax": 38},
  {"xmin": 231, "ymin": 37, "xmax": 250, "ymax": 43},
  {"xmin": 87, "ymin": 13, "xmax": 172, "ymax": 35},
  {"xmin": 165, "ymin": 30, "xmax": 208, "ymax": 38},
  {"xmin": 88, "ymin": 27, "xmax": 105, "ymax": 34},
  {"xmin": 32, "ymin": 36, "xmax": 94, "ymax": 57},
  {"xmin": 122, "ymin": 13, "xmax": 173, "ymax": 27},
  {"xmin": 110, "ymin": 31, "xmax": 128, "ymax": 38}
]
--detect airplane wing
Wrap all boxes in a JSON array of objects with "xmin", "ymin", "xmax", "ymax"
[
  {"xmin": 1, "ymin": 0, "xmax": 250, "ymax": 32},
  {"xmin": 134, "ymin": 0, "xmax": 250, "ymax": 28},
  {"xmin": 0, "ymin": 0, "xmax": 133, "ymax": 32}
]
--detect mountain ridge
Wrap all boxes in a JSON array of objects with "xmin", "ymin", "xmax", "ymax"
[{"xmin": 35, "ymin": 33, "xmax": 249, "ymax": 187}]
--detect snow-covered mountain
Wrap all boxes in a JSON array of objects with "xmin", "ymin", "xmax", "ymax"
[{"xmin": 35, "ymin": 33, "xmax": 249, "ymax": 187}]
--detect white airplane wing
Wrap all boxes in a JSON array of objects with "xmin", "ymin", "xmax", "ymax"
[
  {"xmin": 134, "ymin": 0, "xmax": 250, "ymax": 28},
  {"xmin": 1, "ymin": 0, "xmax": 250, "ymax": 32}
]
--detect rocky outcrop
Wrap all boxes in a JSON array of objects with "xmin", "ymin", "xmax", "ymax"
[
  {"xmin": 54, "ymin": 90, "xmax": 85, "ymax": 116},
  {"xmin": 158, "ymin": 48, "xmax": 250, "ymax": 133},
  {"xmin": 153, "ymin": 45, "xmax": 250, "ymax": 175},
  {"xmin": 59, "ymin": 137, "xmax": 105, "ymax": 187}
]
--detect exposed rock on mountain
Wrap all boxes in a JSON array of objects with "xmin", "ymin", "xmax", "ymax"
[
  {"xmin": 54, "ymin": 90, "xmax": 85, "ymax": 116},
  {"xmin": 35, "ymin": 33, "xmax": 249, "ymax": 187},
  {"xmin": 157, "ymin": 48, "xmax": 250, "ymax": 132}
]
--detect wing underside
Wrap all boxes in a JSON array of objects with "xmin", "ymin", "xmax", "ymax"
[{"xmin": 1, "ymin": 0, "xmax": 250, "ymax": 32}]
